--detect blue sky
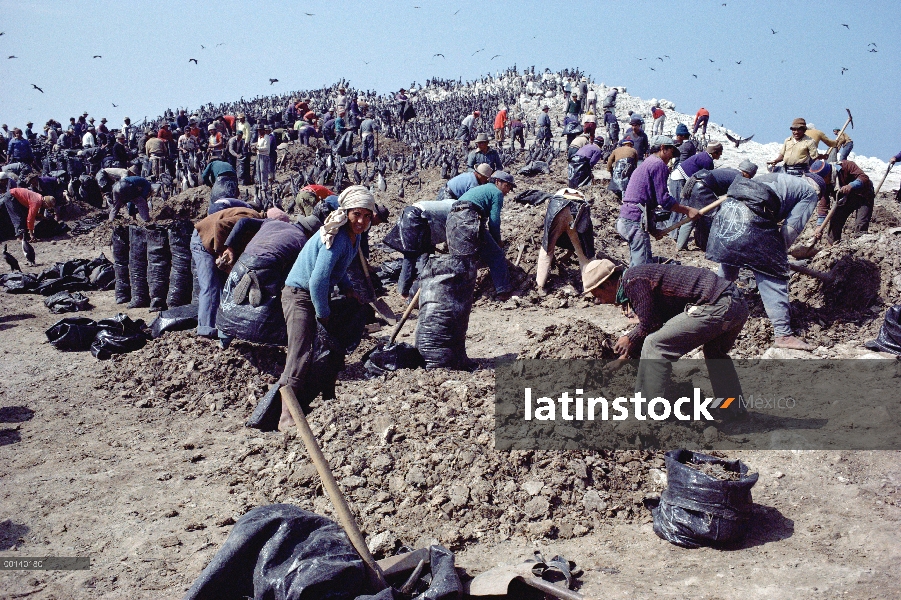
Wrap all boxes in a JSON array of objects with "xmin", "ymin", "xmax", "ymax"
[{"xmin": 1, "ymin": 0, "xmax": 898, "ymax": 156}]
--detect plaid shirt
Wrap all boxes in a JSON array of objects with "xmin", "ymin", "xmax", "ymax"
[{"xmin": 621, "ymin": 264, "xmax": 732, "ymax": 345}]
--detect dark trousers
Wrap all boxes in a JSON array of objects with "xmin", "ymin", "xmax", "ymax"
[
  {"xmin": 511, "ymin": 127, "xmax": 525, "ymax": 150},
  {"xmin": 278, "ymin": 286, "xmax": 316, "ymax": 396},
  {"xmin": 4, "ymin": 196, "xmax": 28, "ymax": 237},
  {"xmin": 827, "ymin": 195, "xmax": 873, "ymax": 243}
]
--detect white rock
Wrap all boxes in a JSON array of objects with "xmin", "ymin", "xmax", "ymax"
[{"xmin": 523, "ymin": 481, "xmax": 544, "ymax": 496}]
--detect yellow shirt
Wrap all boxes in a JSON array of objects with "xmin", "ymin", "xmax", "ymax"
[
  {"xmin": 780, "ymin": 135, "xmax": 819, "ymax": 166},
  {"xmin": 834, "ymin": 132, "xmax": 852, "ymax": 147},
  {"xmin": 805, "ymin": 128, "xmax": 837, "ymax": 149}
]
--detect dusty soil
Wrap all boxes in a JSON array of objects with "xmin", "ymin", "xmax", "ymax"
[{"xmin": 1, "ymin": 153, "xmax": 900, "ymax": 598}]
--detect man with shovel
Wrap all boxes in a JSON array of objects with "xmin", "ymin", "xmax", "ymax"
[
  {"xmin": 808, "ymin": 159, "xmax": 874, "ymax": 243},
  {"xmin": 709, "ymin": 172, "xmax": 825, "ymax": 351}
]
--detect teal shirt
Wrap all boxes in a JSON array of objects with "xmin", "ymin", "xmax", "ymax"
[
  {"xmin": 284, "ymin": 228, "xmax": 359, "ymax": 318},
  {"xmin": 201, "ymin": 160, "xmax": 236, "ymax": 187},
  {"xmin": 458, "ymin": 184, "xmax": 503, "ymax": 242}
]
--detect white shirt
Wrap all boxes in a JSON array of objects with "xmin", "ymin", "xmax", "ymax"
[{"xmin": 82, "ymin": 132, "xmax": 96, "ymax": 147}]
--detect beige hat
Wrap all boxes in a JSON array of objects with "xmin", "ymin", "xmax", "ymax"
[
  {"xmin": 582, "ymin": 259, "xmax": 617, "ymax": 295},
  {"xmin": 474, "ymin": 132, "xmax": 490, "ymax": 143},
  {"xmin": 474, "ymin": 163, "xmax": 494, "ymax": 178},
  {"xmin": 791, "ymin": 117, "xmax": 807, "ymax": 130}
]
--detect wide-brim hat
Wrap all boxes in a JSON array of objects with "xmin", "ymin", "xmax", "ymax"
[
  {"xmin": 791, "ymin": 117, "xmax": 807, "ymax": 130},
  {"xmin": 582, "ymin": 259, "xmax": 617, "ymax": 295},
  {"xmin": 474, "ymin": 133, "xmax": 490, "ymax": 143},
  {"xmin": 474, "ymin": 163, "xmax": 494, "ymax": 178}
]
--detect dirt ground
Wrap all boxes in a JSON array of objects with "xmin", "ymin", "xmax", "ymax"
[{"xmin": 1, "ymin": 163, "xmax": 900, "ymax": 598}]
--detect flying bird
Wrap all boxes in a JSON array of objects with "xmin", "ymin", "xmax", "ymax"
[
  {"xmin": 362, "ymin": 60, "xmax": 370, "ymax": 64},
  {"xmin": 8, "ymin": 55, "xmax": 16, "ymax": 59},
  {"xmin": 269, "ymin": 78, "xmax": 279, "ymax": 84},
  {"xmin": 692, "ymin": 74, "xmax": 698, "ymax": 78},
  {"xmin": 869, "ymin": 42, "xmax": 877, "ymax": 47},
  {"xmin": 725, "ymin": 132, "xmax": 754, "ymax": 147},
  {"xmin": 0, "ymin": 32, "xmax": 5, "ymax": 36},
  {"xmin": 490, "ymin": 54, "xmax": 501, "ymax": 60},
  {"xmin": 189, "ymin": 58, "xmax": 198, "ymax": 63},
  {"xmin": 657, "ymin": 57, "xmax": 664, "ymax": 61},
  {"xmin": 112, "ymin": 103, "xmax": 118, "ymax": 107},
  {"xmin": 472, "ymin": 48, "xmax": 484, "ymax": 56},
  {"xmin": 454, "ymin": 8, "xmax": 460, "ymax": 14},
  {"xmin": 636, "ymin": 57, "xmax": 646, "ymax": 60},
  {"xmin": 841, "ymin": 67, "xmax": 848, "ymax": 74},
  {"xmin": 663, "ymin": 55, "xmax": 670, "ymax": 58},
  {"xmin": 93, "ymin": 55, "xmax": 102, "ymax": 58},
  {"xmin": 771, "ymin": 29, "xmax": 777, "ymax": 34},
  {"xmin": 842, "ymin": 24, "xmax": 849, "ymax": 29},
  {"xmin": 433, "ymin": 53, "xmax": 445, "ymax": 58},
  {"xmin": 869, "ymin": 48, "xmax": 878, "ymax": 53},
  {"xmin": 649, "ymin": 67, "xmax": 656, "ymax": 71},
  {"xmin": 216, "ymin": 43, "xmax": 225, "ymax": 47},
  {"xmin": 304, "ymin": 12, "xmax": 314, "ymax": 16},
  {"xmin": 200, "ymin": 45, "xmax": 205, "ymax": 49},
  {"xmin": 21, "ymin": 238, "xmax": 35, "ymax": 266},
  {"xmin": 31, "ymin": 84, "xmax": 43, "ymax": 93},
  {"xmin": 3, "ymin": 245, "xmax": 20, "ymax": 272},
  {"xmin": 735, "ymin": 60, "xmax": 742, "ymax": 64}
]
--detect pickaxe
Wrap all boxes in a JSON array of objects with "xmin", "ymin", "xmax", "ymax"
[{"xmin": 833, "ymin": 108, "xmax": 853, "ymax": 148}]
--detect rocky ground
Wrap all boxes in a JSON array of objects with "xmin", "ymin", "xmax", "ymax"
[{"xmin": 1, "ymin": 140, "xmax": 900, "ymax": 598}]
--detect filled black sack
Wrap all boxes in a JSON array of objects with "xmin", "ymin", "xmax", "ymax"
[
  {"xmin": 44, "ymin": 291, "xmax": 90, "ymax": 313},
  {"xmin": 217, "ymin": 256, "xmax": 290, "ymax": 346},
  {"xmin": 35, "ymin": 273, "xmax": 92, "ymax": 296},
  {"xmin": 517, "ymin": 161, "xmax": 551, "ymax": 177},
  {"xmin": 90, "ymin": 314, "xmax": 149, "ymax": 359},
  {"xmin": 145, "ymin": 225, "xmax": 171, "ymax": 312},
  {"xmin": 445, "ymin": 202, "xmax": 482, "ymax": 257},
  {"xmin": 513, "ymin": 189, "xmax": 553, "ymax": 206},
  {"xmin": 78, "ymin": 174, "xmax": 103, "ymax": 208},
  {"xmin": 182, "ymin": 504, "xmax": 366, "ymax": 600},
  {"xmin": 705, "ymin": 183, "xmax": 789, "ymax": 280},
  {"xmin": 864, "ymin": 305, "xmax": 901, "ymax": 356},
  {"xmin": 111, "ymin": 225, "xmax": 131, "ymax": 304},
  {"xmin": 128, "ymin": 225, "xmax": 150, "ymax": 307},
  {"xmin": 376, "ymin": 259, "xmax": 403, "ymax": 284},
  {"xmin": 608, "ymin": 156, "xmax": 635, "ymax": 195},
  {"xmin": 362, "ymin": 342, "xmax": 425, "ymax": 378},
  {"xmin": 414, "ymin": 255, "xmax": 477, "ymax": 370},
  {"xmin": 167, "ymin": 220, "xmax": 194, "ymax": 307},
  {"xmin": 149, "ymin": 303, "xmax": 199, "ymax": 338},
  {"xmin": 567, "ymin": 155, "xmax": 593, "ymax": 189},
  {"xmin": 652, "ymin": 449, "xmax": 758, "ymax": 548},
  {"xmin": 0, "ymin": 272, "xmax": 38, "ymax": 293},
  {"xmin": 383, "ymin": 205, "xmax": 430, "ymax": 253},
  {"xmin": 33, "ymin": 218, "xmax": 69, "ymax": 239},
  {"xmin": 45, "ymin": 317, "xmax": 98, "ymax": 351}
]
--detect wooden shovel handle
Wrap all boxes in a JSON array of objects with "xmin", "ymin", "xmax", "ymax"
[
  {"xmin": 657, "ymin": 195, "xmax": 726, "ymax": 235},
  {"xmin": 388, "ymin": 288, "xmax": 421, "ymax": 346},
  {"xmin": 279, "ymin": 386, "xmax": 388, "ymax": 591}
]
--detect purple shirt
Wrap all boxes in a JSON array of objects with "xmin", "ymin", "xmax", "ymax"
[
  {"xmin": 576, "ymin": 144, "xmax": 603, "ymax": 166},
  {"xmin": 677, "ymin": 151, "xmax": 714, "ymax": 178},
  {"xmin": 894, "ymin": 150, "xmax": 901, "ymax": 162},
  {"xmin": 619, "ymin": 155, "xmax": 677, "ymax": 221}
]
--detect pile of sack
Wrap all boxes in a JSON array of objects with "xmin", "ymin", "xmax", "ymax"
[{"xmin": 45, "ymin": 313, "xmax": 150, "ymax": 360}]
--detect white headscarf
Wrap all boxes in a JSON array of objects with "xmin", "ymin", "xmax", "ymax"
[{"xmin": 320, "ymin": 185, "xmax": 376, "ymax": 249}]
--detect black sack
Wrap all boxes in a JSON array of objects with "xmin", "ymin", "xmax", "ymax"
[
  {"xmin": 167, "ymin": 220, "xmax": 194, "ymax": 307},
  {"xmin": 210, "ymin": 175, "xmax": 239, "ymax": 203},
  {"xmin": 145, "ymin": 225, "xmax": 171, "ymax": 312},
  {"xmin": 414, "ymin": 255, "xmax": 477, "ymax": 369},
  {"xmin": 517, "ymin": 161, "xmax": 550, "ymax": 177},
  {"xmin": 864, "ymin": 305, "xmax": 901, "ymax": 356},
  {"xmin": 0, "ymin": 272, "xmax": 38, "ymax": 293},
  {"xmin": 727, "ymin": 175, "xmax": 781, "ymax": 222},
  {"xmin": 182, "ymin": 504, "xmax": 367, "ymax": 600},
  {"xmin": 217, "ymin": 256, "xmax": 289, "ymax": 346},
  {"xmin": 445, "ymin": 202, "xmax": 482, "ymax": 257},
  {"xmin": 111, "ymin": 225, "xmax": 131, "ymax": 304},
  {"xmin": 128, "ymin": 225, "xmax": 150, "ymax": 307},
  {"xmin": 705, "ymin": 196, "xmax": 788, "ymax": 280},
  {"xmin": 90, "ymin": 314, "xmax": 149, "ymax": 359},
  {"xmin": 78, "ymin": 174, "xmax": 103, "ymax": 208},
  {"xmin": 542, "ymin": 196, "xmax": 595, "ymax": 259},
  {"xmin": 149, "ymin": 303, "xmax": 199, "ymax": 338},
  {"xmin": 652, "ymin": 449, "xmax": 758, "ymax": 548},
  {"xmin": 32, "ymin": 218, "xmax": 69, "ymax": 239},
  {"xmin": 567, "ymin": 155, "xmax": 593, "ymax": 189},
  {"xmin": 44, "ymin": 291, "xmax": 90, "ymax": 313},
  {"xmin": 90, "ymin": 262, "xmax": 115, "ymax": 290},
  {"xmin": 513, "ymin": 189, "xmax": 554, "ymax": 206},
  {"xmin": 383, "ymin": 205, "xmax": 430, "ymax": 253},
  {"xmin": 362, "ymin": 342, "xmax": 425, "ymax": 378},
  {"xmin": 45, "ymin": 317, "xmax": 98, "ymax": 351}
]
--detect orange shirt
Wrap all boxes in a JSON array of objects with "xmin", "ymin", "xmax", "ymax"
[
  {"xmin": 494, "ymin": 109, "xmax": 507, "ymax": 130},
  {"xmin": 10, "ymin": 187, "xmax": 44, "ymax": 231}
]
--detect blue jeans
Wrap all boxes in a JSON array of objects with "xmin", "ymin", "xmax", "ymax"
[
  {"xmin": 190, "ymin": 230, "xmax": 225, "ymax": 338},
  {"xmin": 719, "ymin": 263, "xmax": 792, "ymax": 338},
  {"xmin": 616, "ymin": 217, "xmax": 653, "ymax": 267},
  {"xmin": 480, "ymin": 233, "xmax": 511, "ymax": 294},
  {"xmin": 838, "ymin": 141, "xmax": 853, "ymax": 161}
]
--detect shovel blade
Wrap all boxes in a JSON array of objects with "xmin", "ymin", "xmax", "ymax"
[
  {"xmin": 466, "ymin": 563, "xmax": 534, "ymax": 596},
  {"xmin": 788, "ymin": 244, "xmax": 820, "ymax": 259}
]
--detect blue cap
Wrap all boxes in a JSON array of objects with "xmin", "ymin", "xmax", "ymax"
[
  {"xmin": 675, "ymin": 123, "xmax": 690, "ymax": 136},
  {"xmin": 809, "ymin": 159, "xmax": 832, "ymax": 182}
]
